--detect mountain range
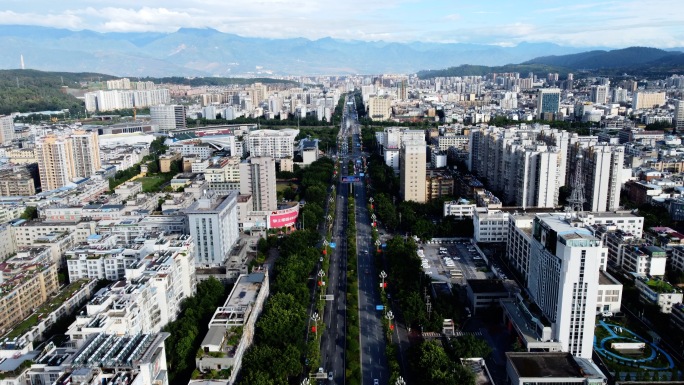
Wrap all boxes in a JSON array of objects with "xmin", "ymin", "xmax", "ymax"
[
  {"xmin": 418, "ymin": 47, "xmax": 684, "ymax": 78},
  {"xmin": 0, "ymin": 25, "xmax": 602, "ymax": 77},
  {"xmin": 521, "ymin": 47, "xmax": 684, "ymax": 69}
]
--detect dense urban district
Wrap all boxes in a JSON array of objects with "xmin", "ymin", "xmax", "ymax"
[{"xmin": 0, "ymin": 65, "xmax": 684, "ymax": 385}]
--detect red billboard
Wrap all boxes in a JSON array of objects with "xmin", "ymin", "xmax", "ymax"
[{"xmin": 268, "ymin": 207, "xmax": 299, "ymax": 229}]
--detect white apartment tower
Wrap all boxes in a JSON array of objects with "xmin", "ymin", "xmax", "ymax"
[
  {"xmin": 71, "ymin": 129, "xmax": 102, "ymax": 178},
  {"xmin": 247, "ymin": 129, "xmax": 299, "ymax": 159},
  {"xmin": 151, "ymin": 104, "xmax": 187, "ymax": 133},
  {"xmin": 399, "ymin": 140, "xmax": 427, "ymax": 203},
  {"xmin": 570, "ymin": 144, "xmax": 624, "ymax": 212},
  {"xmin": 527, "ymin": 213, "xmax": 605, "ymax": 358},
  {"xmin": 513, "ymin": 144, "xmax": 562, "ymax": 208},
  {"xmin": 187, "ymin": 191, "xmax": 239, "ymax": 267},
  {"xmin": 0, "ymin": 116, "xmax": 15, "ymax": 144},
  {"xmin": 239, "ymin": 156, "xmax": 277, "ymax": 211}
]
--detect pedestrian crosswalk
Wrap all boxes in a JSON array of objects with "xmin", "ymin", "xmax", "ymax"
[{"xmin": 432, "ymin": 330, "xmax": 483, "ymax": 338}]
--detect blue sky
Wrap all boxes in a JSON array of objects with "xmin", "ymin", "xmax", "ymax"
[{"xmin": 1, "ymin": 0, "xmax": 682, "ymax": 47}]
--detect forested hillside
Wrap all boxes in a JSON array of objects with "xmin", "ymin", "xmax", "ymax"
[{"xmin": 0, "ymin": 69, "xmax": 105, "ymax": 114}]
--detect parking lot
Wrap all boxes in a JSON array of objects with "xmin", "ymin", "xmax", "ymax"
[{"xmin": 419, "ymin": 239, "xmax": 492, "ymax": 284}]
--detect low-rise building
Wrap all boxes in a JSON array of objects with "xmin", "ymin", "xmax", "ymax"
[
  {"xmin": 443, "ymin": 199, "xmax": 476, "ymax": 219},
  {"xmin": 473, "ymin": 208, "xmax": 509, "ymax": 243},
  {"xmin": 621, "ymin": 245, "xmax": 667, "ymax": 277},
  {"xmin": 465, "ymin": 279, "xmax": 510, "ymax": 314},
  {"xmin": 196, "ymin": 271, "xmax": 269, "ymax": 384},
  {"xmin": 634, "ymin": 276, "xmax": 683, "ymax": 313},
  {"xmin": 596, "ymin": 270, "xmax": 623, "ymax": 314},
  {"xmin": 505, "ymin": 352, "xmax": 606, "ymax": 385}
]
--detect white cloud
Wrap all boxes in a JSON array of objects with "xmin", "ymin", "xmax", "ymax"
[{"xmin": 0, "ymin": 0, "xmax": 682, "ymax": 47}]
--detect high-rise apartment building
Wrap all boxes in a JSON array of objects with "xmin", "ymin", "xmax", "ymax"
[
  {"xmin": 0, "ymin": 115, "xmax": 15, "ymax": 144},
  {"xmin": 509, "ymin": 213, "xmax": 605, "ymax": 359},
  {"xmin": 399, "ymin": 140, "xmax": 426, "ymax": 203},
  {"xmin": 246, "ymin": 129, "xmax": 299, "ymax": 159},
  {"xmin": 511, "ymin": 144, "xmax": 562, "ymax": 208},
  {"xmin": 612, "ymin": 87, "xmax": 628, "ymax": 103},
  {"xmin": 469, "ymin": 125, "xmax": 570, "ymax": 207},
  {"xmin": 590, "ymin": 85, "xmax": 609, "ymax": 104},
  {"xmin": 187, "ymin": 191, "xmax": 239, "ymax": 267},
  {"xmin": 84, "ymin": 89, "xmax": 170, "ymax": 112},
  {"xmin": 675, "ymin": 99, "xmax": 684, "ymax": 132},
  {"xmin": 368, "ymin": 95, "xmax": 392, "ymax": 121},
  {"xmin": 239, "ymin": 156, "xmax": 277, "ymax": 211},
  {"xmin": 71, "ymin": 130, "xmax": 102, "ymax": 178},
  {"xmin": 36, "ymin": 134, "xmax": 76, "ymax": 191},
  {"xmin": 570, "ymin": 144, "xmax": 624, "ymax": 212},
  {"xmin": 536, "ymin": 88, "xmax": 561, "ymax": 120},
  {"xmin": 36, "ymin": 130, "xmax": 102, "ymax": 191},
  {"xmin": 150, "ymin": 104, "xmax": 187, "ymax": 133},
  {"xmin": 632, "ymin": 91, "xmax": 666, "ymax": 109}
]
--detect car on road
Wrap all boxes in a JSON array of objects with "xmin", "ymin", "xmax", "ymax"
[
  {"xmin": 328, "ymin": 372, "xmax": 333, "ymax": 381},
  {"xmin": 374, "ymin": 379, "xmax": 379, "ymax": 385}
]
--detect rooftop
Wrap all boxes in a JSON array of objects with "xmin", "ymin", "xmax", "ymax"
[
  {"xmin": 506, "ymin": 352, "xmax": 585, "ymax": 378},
  {"xmin": 467, "ymin": 279, "xmax": 507, "ymax": 294},
  {"xmin": 598, "ymin": 270, "xmax": 620, "ymax": 286}
]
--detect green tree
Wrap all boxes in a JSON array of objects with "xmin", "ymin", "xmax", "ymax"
[
  {"xmin": 451, "ymin": 334, "xmax": 492, "ymax": 358},
  {"xmin": 20, "ymin": 206, "xmax": 38, "ymax": 220}
]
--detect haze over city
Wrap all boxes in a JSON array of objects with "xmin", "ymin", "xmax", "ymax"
[{"xmin": 1, "ymin": 0, "xmax": 683, "ymax": 47}]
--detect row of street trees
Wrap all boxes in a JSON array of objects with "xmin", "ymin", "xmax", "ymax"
[{"xmin": 238, "ymin": 157, "xmax": 337, "ymax": 384}]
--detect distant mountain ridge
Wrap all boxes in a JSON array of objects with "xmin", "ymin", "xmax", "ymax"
[
  {"xmin": 523, "ymin": 46, "xmax": 684, "ymax": 69},
  {"xmin": 0, "ymin": 25, "xmax": 601, "ymax": 76},
  {"xmin": 418, "ymin": 47, "xmax": 684, "ymax": 79}
]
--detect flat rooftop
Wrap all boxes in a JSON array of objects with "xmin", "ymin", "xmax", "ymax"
[
  {"xmin": 507, "ymin": 352, "xmax": 584, "ymax": 378},
  {"xmin": 224, "ymin": 272, "xmax": 265, "ymax": 308},
  {"xmin": 598, "ymin": 270, "xmax": 620, "ymax": 285},
  {"xmin": 467, "ymin": 279, "xmax": 507, "ymax": 294}
]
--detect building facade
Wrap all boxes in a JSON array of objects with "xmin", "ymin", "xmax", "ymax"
[
  {"xmin": 187, "ymin": 191, "xmax": 239, "ymax": 267},
  {"xmin": 150, "ymin": 104, "xmax": 187, "ymax": 133},
  {"xmin": 239, "ymin": 156, "xmax": 277, "ymax": 212},
  {"xmin": 399, "ymin": 140, "xmax": 426, "ymax": 203}
]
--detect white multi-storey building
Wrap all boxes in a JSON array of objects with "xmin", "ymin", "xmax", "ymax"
[
  {"xmin": 187, "ymin": 191, "xmax": 239, "ymax": 267},
  {"xmin": 246, "ymin": 129, "xmax": 299, "ymax": 159},
  {"xmin": 511, "ymin": 213, "xmax": 605, "ymax": 359},
  {"xmin": 65, "ymin": 233, "xmax": 147, "ymax": 281},
  {"xmin": 570, "ymin": 144, "xmax": 624, "ymax": 212},
  {"xmin": 84, "ymin": 89, "xmax": 170, "ymax": 112},
  {"xmin": 443, "ymin": 200, "xmax": 476, "ymax": 219},
  {"xmin": 150, "ymin": 104, "xmax": 187, "ymax": 133},
  {"xmin": 473, "ymin": 208, "xmax": 510, "ymax": 243}
]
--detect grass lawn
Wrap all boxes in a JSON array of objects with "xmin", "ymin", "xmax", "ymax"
[{"xmin": 139, "ymin": 175, "xmax": 168, "ymax": 192}]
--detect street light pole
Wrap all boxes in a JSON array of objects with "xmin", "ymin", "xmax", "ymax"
[
  {"xmin": 311, "ymin": 312, "xmax": 320, "ymax": 339},
  {"xmin": 379, "ymin": 270, "xmax": 387, "ymax": 291},
  {"xmin": 386, "ymin": 310, "xmax": 395, "ymax": 342}
]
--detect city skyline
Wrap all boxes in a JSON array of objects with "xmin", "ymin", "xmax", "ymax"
[{"xmin": 0, "ymin": 0, "xmax": 683, "ymax": 48}]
